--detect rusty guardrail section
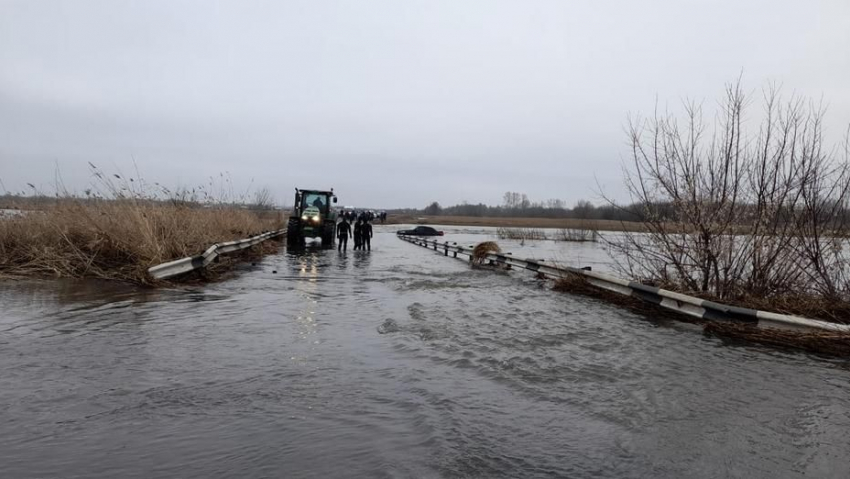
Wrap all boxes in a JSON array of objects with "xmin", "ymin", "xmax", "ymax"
[
  {"xmin": 148, "ymin": 229, "xmax": 285, "ymax": 280},
  {"xmin": 398, "ymin": 234, "xmax": 850, "ymax": 333}
]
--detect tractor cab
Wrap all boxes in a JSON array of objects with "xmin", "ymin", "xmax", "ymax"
[
  {"xmin": 299, "ymin": 191, "xmax": 332, "ymax": 215},
  {"xmin": 287, "ymin": 188, "xmax": 338, "ymax": 249}
]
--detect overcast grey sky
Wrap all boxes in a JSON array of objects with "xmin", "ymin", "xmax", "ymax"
[{"xmin": 1, "ymin": 0, "xmax": 848, "ymax": 208}]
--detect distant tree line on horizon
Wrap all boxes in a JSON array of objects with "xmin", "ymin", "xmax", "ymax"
[
  {"xmin": 391, "ymin": 189, "xmax": 850, "ymax": 227},
  {"xmin": 388, "ymin": 191, "xmax": 643, "ymax": 222}
]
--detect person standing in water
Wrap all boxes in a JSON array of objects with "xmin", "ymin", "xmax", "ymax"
[
  {"xmin": 362, "ymin": 219, "xmax": 373, "ymax": 251},
  {"xmin": 336, "ymin": 217, "xmax": 351, "ymax": 252},
  {"xmin": 353, "ymin": 218, "xmax": 363, "ymax": 250}
]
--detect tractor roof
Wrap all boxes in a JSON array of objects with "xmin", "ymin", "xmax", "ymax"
[{"xmin": 297, "ymin": 188, "xmax": 334, "ymax": 194}]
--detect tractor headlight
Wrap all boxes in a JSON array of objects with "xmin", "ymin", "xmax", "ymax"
[
  {"xmin": 301, "ymin": 215, "xmax": 308, "ymax": 221},
  {"xmin": 311, "ymin": 216, "xmax": 320, "ymax": 223}
]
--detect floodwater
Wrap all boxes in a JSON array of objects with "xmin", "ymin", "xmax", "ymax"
[
  {"xmin": 2, "ymin": 225, "xmax": 849, "ymax": 478},
  {"xmin": 0, "ymin": 208, "xmax": 27, "ymax": 218}
]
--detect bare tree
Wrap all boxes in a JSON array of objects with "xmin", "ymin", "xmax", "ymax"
[
  {"xmin": 610, "ymin": 79, "xmax": 850, "ymax": 306},
  {"xmin": 503, "ymin": 191, "xmax": 522, "ymax": 210},
  {"xmin": 424, "ymin": 201, "xmax": 442, "ymax": 215},
  {"xmin": 253, "ymin": 187, "xmax": 275, "ymax": 210}
]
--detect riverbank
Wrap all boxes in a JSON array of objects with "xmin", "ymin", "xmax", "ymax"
[
  {"xmin": 386, "ymin": 214, "xmax": 645, "ymax": 232},
  {"xmin": 0, "ymin": 199, "xmax": 284, "ymax": 284}
]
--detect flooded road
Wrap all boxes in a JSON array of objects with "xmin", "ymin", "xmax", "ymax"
[{"xmin": 2, "ymin": 226, "xmax": 849, "ymax": 478}]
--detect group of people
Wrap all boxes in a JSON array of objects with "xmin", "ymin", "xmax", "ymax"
[
  {"xmin": 336, "ymin": 215, "xmax": 373, "ymax": 252},
  {"xmin": 341, "ymin": 209, "xmax": 387, "ymax": 224}
]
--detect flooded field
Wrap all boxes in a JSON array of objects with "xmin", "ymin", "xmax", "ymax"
[
  {"xmin": 0, "ymin": 208, "xmax": 27, "ymax": 218},
  {"xmin": 2, "ymin": 225, "xmax": 849, "ymax": 478}
]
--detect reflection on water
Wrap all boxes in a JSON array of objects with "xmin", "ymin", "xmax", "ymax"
[{"xmin": 1, "ymin": 226, "xmax": 849, "ymax": 479}]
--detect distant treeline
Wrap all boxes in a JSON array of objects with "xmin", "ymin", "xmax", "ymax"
[{"xmin": 389, "ymin": 192, "xmax": 641, "ymax": 222}]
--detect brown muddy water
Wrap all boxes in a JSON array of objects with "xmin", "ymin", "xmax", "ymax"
[{"xmin": 1, "ymin": 226, "xmax": 849, "ymax": 478}]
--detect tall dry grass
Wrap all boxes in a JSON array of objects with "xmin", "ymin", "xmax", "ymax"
[
  {"xmin": 0, "ymin": 200, "xmax": 283, "ymax": 283},
  {"xmin": 554, "ymin": 227, "xmax": 598, "ymax": 242},
  {"xmin": 495, "ymin": 226, "xmax": 599, "ymax": 242},
  {"xmin": 0, "ymin": 166, "xmax": 283, "ymax": 283},
  {"xmin": 496, "ymin": 227, "xmax": 547, "ymax": 241}
]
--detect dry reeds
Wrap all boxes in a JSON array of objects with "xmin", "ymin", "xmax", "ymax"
[
  {"xmin": 495, "ymin": 226, "xmax": 598, "ymax": 242},
  {"xmin": 717, "ymin": 293, "xmax": 850, "ymax": 325},
  {"xmin": 554, "ymin": 227, "xmax": 598, "ymax": 242},
  {"xmin": 0, "ymin": 166, "xmax": 283, "ymax": 284},
  {"xmin": 496, "ymin": 227, "xmax": 547, "ymax": 241},
  {"xmin": 704, "ymin": 322, "xmax": 850, "ymax": 357},
  {"xmin": 553, "ymin": 274, "xmax": 695, "ymax": 321},
  {"xmin": 554, "ymin": 274, "xmax": 850, "ymax": 356},
  {"xmin": 0, "ymin": 200, "xmax": 283, "ymax": 284}
]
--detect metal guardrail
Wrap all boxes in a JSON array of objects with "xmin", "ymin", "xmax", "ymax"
[
  {"xmin": 148, "ymin": 229, "xmax": 286, "ymax": 280},
  {"xmin": 398, "ymin": 234, "xmax": 850, "ymax": 333}
]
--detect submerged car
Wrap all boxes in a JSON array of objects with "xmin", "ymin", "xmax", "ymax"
[{"xmin": 397, "ymin": 226, "xmax": 444, "ymax": 236}]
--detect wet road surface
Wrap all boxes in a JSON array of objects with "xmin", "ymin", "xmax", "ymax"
[{"xmin": 2, "ymin": 226, "xmax": 849, "ymax": 478}]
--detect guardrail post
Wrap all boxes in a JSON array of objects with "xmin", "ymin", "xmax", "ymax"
[{"xmin": 444, "ymin": 241, "xmax": 448, "ymax": 256}]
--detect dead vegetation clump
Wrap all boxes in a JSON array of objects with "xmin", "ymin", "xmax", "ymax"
[
  {"xmin": 496, "ymin": 227, "xmax": 547, "ymax": 241},
  {"xmin": 707, "ymin": 293, "xmax": 850, "ymax": 326},
  {"xmin": 552, "ymin": 274, "xmax": 698, "ymax": 322},
  {"xmin": 472, "ymin": 241, "xmax": 501, "ymax": 265},
  {"xmin": 704, "ymin": 322, "xmax": 850, "ymax": 357},
  {"xmin": 554, "ymin": 227, "xmax": 598, "ymax": 242},
  {"xmin": 0, "ymin": 167, "xmax": 283, "ymax": 284},
  {"xmin": 553, "ymin": 274, "xmax": 850, "ymax": 356}
]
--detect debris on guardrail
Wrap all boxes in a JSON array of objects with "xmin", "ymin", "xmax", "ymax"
[{"xmin": 472, "ymin": 241, "xmax": 501, "ymax": 265}]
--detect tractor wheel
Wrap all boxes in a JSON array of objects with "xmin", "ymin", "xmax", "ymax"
[
  {"xmin": 286, "ymin": 218, "xmax": 303, "ymax": 249},
  {"xmin": 321, "ymin": 223, "xmax": 335, "ymax": 249}
]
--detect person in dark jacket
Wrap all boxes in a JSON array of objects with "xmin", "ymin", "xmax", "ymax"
[
  {"xmin": 353, "ymin": 219, "xmax": 363, "ymax": 250},
  {"xmin": 336, "ymin": 217, "xmax": 351, "ymax": 251},
  {"xmin": 362, "ymin": 220, "xmax": 373, "ymax": 251}
]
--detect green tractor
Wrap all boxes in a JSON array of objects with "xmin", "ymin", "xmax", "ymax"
[{"xmin": 286, "ymin": 188, "xmax": 338, "ymax": 249}]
